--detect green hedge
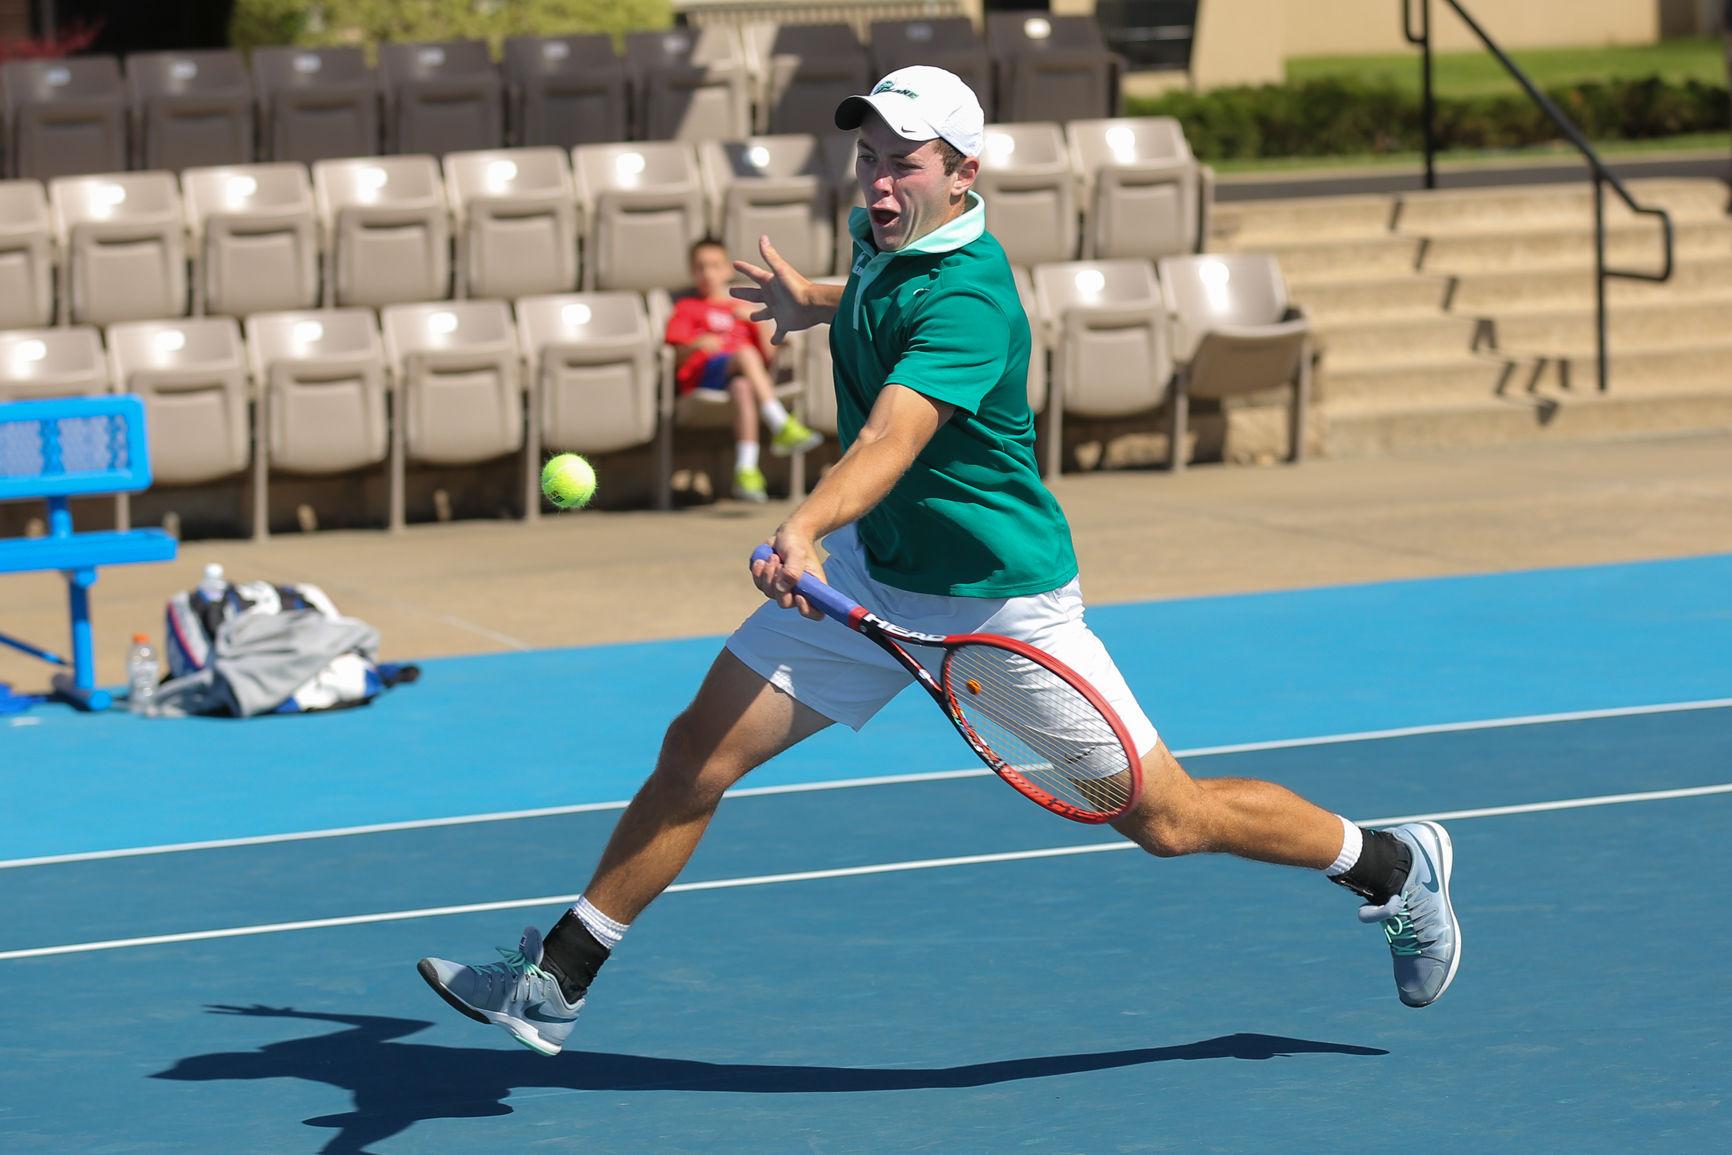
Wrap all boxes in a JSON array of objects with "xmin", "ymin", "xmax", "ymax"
[
  {"xmin": 1127, "ymin": 76, "xmax": 1731, "ymax": 161},
  {"xmin": 231, "ymin": 0, "xmax": 673, "ymax": 56}
]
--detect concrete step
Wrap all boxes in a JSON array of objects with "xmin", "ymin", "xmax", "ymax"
[
  {"xmin": 1393, "ymin": 178, "xmax": 1731, "ymax": 234},
  {"xmin": 1320, "ymin": 376, "xmax": 1732, "ymax": 457},
  {"xmin": 1448, "ymin": 255, "xmax": 1732, "ymax": 311},
  {"xmin": 1316, "ymin": 351, "xmax": 1525, "ymax": 405},
  {"xmin": 1490, "ymin": 297, "xmax": 1732, "ymax": 354},
  {"xmin": 1243, "ymin": 234, "xmax": 1423, "ymax": 281},
  {"xmin": 1210, "ymin": 193, "xmax": 1394, "ymax": 247},
  {"xmin": 1520, "ymin": 340, "xmax": 1732, "ymax": 393},
  {"xmin": 1419, "ymin": 218, "xmax": 1732, "ymax": 274},
  {"xmin": 1315, "ymin": 313, "xmax": 1484, "ymax": 369},
  {"xmin": 1287, "ymin": 273, "xmax": 1453, "ymax": 322}
]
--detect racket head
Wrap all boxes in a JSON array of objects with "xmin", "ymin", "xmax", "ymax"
[{"xmin": 938, "ymin": 635, "xmax": 1142, "ymax": 823}]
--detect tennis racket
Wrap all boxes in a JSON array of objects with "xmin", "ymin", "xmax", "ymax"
[{"xmin": 750, "ymin": 545, "xmax": 1142, "ymax": 823}]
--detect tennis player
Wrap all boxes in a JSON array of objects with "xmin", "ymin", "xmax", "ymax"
[{"xmin": 419, "ymin": 67, "xmax": 1462, "ymax": 1056}]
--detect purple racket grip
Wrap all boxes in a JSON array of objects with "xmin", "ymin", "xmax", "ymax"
[{"xmin": 748, "ymin": 544, "xmax": 862, "ymax": 623}]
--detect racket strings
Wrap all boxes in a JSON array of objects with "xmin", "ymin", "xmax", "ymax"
[{"xmin": 943, "ymin": 645, "xmax": 1134, "ymax": 816}]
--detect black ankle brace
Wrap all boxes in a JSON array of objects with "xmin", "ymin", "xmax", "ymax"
[
  {"xmin": 1332, "ymin": 828, "xmax": 1413, "ymax": 903},
  {"xmin": 541, "ymin": 912, "xmax": 611, "ymax": 1003}
]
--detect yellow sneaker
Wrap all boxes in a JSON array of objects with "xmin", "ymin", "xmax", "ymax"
[
  {"xmin": 732, "ymin": 466, "xmax": 768, "ymax": 502},
  {"xmin": 770, "ymin": 417, "xmax": 822, "ymax": 457}
]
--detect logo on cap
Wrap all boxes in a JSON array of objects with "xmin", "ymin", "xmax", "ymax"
[{"xmin": 872, "ymin": 80, "xmax": 922, "ymax": 100}]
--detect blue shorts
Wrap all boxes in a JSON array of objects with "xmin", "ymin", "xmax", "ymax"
[{"xmin": 697, "ymin": 354, "xmax": 735, "ymax": 392}]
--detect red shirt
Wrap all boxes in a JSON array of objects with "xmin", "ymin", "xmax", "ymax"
[{"xmin": 664, "ymin": 295, "xmax": 772, "ymax": 393}]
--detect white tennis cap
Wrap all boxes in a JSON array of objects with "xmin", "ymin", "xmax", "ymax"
[{"xmin": 834, "ymin": 66, "xmax": 985, "ymax": 158}]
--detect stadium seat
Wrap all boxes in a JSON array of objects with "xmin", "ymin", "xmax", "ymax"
[
  {"xmin": 699, "ymin": 134, "xmax": 835, "ymax": 277},
  {"xmin": 974, "ymin": 123, "xmax": 1077, "ymax": 267},
  {"xmin": 250, "ymin": 46, "xmax": 381, "ymax": 165},
  {"xmin": 313, "ymin": 155, "xmax": 451, "ymax": 308},
  {"xmin": 1013, "ymin": 264, "xmax": 1049, "ymax": 419},
  {"xmin": 1157, "ymin": 254, "xmax": 1311, "ymax": 470},
  {"xmin": 573, "ymin": 141, "xmax": 706, "ymax": 292},
  {"xmin": 986, "ymin": 13, "xmax": 1119, "ymax": 124},
  {"xmin": 381, "ymin": 300, "xmax": 531, "ymax": 520},
  {"xmin": 625, "ymin": 27, "xmax": 751, "ymax": 143},
  {"xmin": 742, "ymin": 22, "xmax": 872, "ymax": 137},
  {"xmin": 125, "ymin": 50, "xmax": 254, "ymax": 171},
  {"xmin": 105, "ymin": 317, "xmax": 252, "ymax": 531},
  {"xmin": 379, "ymin": 40, "xmax": 504, "ymax": 156},
  {"xmin": 444, "ymin": 147, "xmax": 580, "ymax": 300},
  {"xmin": 1032, "ymin": 259, "xmax": 1173, "ymax": 474},
  {"xmin": 821, "ymin": 131, "xmax": 863, "ymax": 275},
  {"xmin": 503, "ymin": 34, "xmax": 629, "ymax": 149},
  {"xmin": 868, "ymin": 19, "xmax": 993, "ymax": 114},
  {"xmin": 50, "ymin": 172, "xmax": 188, "ymax": 325},
  {"xmin": 1069, "ymin": 117, "xmax": 1211, "ymax": 261},
  {"xmin": 182, "ymin": 163, "xmax": 320, "ymax": 318},
  {"xmin": 244, "ymin": 308, "xmax": 393, "ymax": 538},
  {"xmin": 515, "ymin": 293, "xmax": 659, "ymax": 486},
  {"xmin": 0, "ymin": 326, "xmax": 108, "ymax": 401},
  {"xmin": 0, "ymin": 180, "xmax": 54, "ymax": 328},
  {"xmin": 1, "ymin": 56, "xmax": 127, "ymax": 181}
]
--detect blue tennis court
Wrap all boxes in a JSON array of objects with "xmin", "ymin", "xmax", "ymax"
[{"xmin": 3, "ymin": 555, "xmax": 1730, "ymax": 1152}]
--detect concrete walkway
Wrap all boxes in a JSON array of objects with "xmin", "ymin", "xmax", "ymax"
[{"xmin": 5, "ymin": 431, "xmax": 1730, "ymax": 688}]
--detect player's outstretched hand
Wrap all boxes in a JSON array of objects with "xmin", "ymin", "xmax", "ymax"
[
  {"xmin": 751, "ymin": 527, "xmax": 826, "ymax": 620},
  {"xmin": 732, "ymin": 235, "xmax": 820, "ymax": 347}
]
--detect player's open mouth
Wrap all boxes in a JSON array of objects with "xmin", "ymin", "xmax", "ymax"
[{"xmin": 870, "ymin": 208, "xmax": 899, "ymax": 228}]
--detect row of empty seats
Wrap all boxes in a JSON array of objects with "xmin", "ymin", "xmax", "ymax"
[
  {"xmin": 0, "ymin": 117, "xmax": 1212, "ymax": 329},
  {"xmin": 0, "ymin": 14, "xmax": 1119, "ymax": 180},
  {"xmin": 0, "ymin": 253, "xmax": 1309, "ymax": 534}
]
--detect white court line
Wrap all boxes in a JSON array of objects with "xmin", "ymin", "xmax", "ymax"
[
  {"xmin": 2, "ymin": 780, "xmax": 1729, "ymax": 963},
  {"xmin": 6, "ymin": 696, "xmax": 1730, "ymax": 872}
]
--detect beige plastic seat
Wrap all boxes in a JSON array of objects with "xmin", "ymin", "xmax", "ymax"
[
  {"xmin": 50, "ymin": 172, "xmax": 188, "ymax": 325},
  {"xmin": 0, "ymin": 327, "xmax": 108, "ymax": 401},
  {"xmin": 313, "ymin": 155, "xmax": 451, "ymax": 308},
  {"xmin": 1158, "ymin": 253, "xmax": 1311, "ymax": 471},
  {"xmin": 381, "ymin": 300, "xmax": 531, "ymax": 521},
  {"xmin": 1033, "ymin": 259, "xmax": 1173, "ymax": 475},
  {"xmin": 700, "ymin": 134, "xmax": 834, "ymax": 277},
  {"xmin": 245, "ymin": 308, "xmax": 393, "ymax": 538},
  {"xmin": 987, "ymin": 13, "xmax": 1119, "ymax": 124},
  {"xmin": 975, "ymin": 124, "xmax": 1077, "ymax": 267},
  {"xmin": 0, "ymin": 180, "xmax": 55, "ymax": 328},
  {"xmin": 183, "ymin": 163, "xmax": 320, "ymax": 318},
  {"xmin": 572, "ymin": 142, "xmax": 705, "ymax": 293},
  {"xmin": 379, "ymin": 40, "xmax": 504, "ymax": 157},
  {"xmin": 647, "ymin": 286, "xmax": 805, "ymax": 505},
  {"xmin": 1068, "ymin": 117, "xmax": 1213, "ymax": 261},
  {"xmin": 444, "ymin": 148, "xmax": 579, "ymax": 300},
  {"xmin": 250, "ymin": 46, "xmax": 381, "ymax": 165},
  {"xmin": 503, "ymin": 34, "xmax": 629, "ymax": 148},
  {"xmin": 516, "ymin": 292, "xmax": 658, "ymax": 501},
  {"xmin": 2, "ymin": 57, "xmax": 127, "ymax": 181},
  {"xmin": 868, "ymin": 19, "xmax": 994, "ymax": 113},
  {"xmin": 1013, "ymin": 265, "xmax": 1049, "ymax": 419},
  {"xmin": 625, "ymin": 27, "xmax": 751, "ymax": 143},
  {"xmin": 125, "ymin": 50, "xmax": 254, "ymax": 171},
  {"xmin": 106, "ymin": 317, "xmax": 251, "ymax": 529},
  {"xmin": 742, "ymin": 22, "xmax": 871, "ymax": 137}
]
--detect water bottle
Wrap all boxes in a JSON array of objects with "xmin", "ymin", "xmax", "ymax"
[{"xmin": 127, "ymin": 634, "xmax": 160, "ymax": 715}]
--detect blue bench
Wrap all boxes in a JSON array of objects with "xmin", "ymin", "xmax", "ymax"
[{"xmin": 0, "ymin": 395, "xmax": 178, "ymax": 711}]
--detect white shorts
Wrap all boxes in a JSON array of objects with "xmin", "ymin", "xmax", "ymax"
[{"xmin": 725, "ymin": 524, "xmax": 1160, "ymax": 759}]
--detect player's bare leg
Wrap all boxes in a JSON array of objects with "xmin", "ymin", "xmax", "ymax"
[{"xmin": 584, "ymin": 649, "xmax": 831, "ymax": 921}]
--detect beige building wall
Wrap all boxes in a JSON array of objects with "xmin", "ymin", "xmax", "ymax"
[{"xmin": 1280, "ymin": 0, "xmax": 1661, "ymax": 58}]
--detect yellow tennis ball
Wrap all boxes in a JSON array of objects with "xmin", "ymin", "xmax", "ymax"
[{"xmin": 541, "ymin": 453, "xmax": 597, "ymax": 509}]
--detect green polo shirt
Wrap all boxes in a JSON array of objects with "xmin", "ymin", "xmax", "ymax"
[{"xmin": 830, "ymin": 191, "xmax": 1078, "ymax": 597}]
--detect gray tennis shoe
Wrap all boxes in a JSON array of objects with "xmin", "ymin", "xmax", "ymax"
[
  {"xmin": 417, "ymin": 925, "xmax": 582, "ymax": 1055},
  {"xmin": 1357, "ymin": 821, "xmax": 1461, "ymax": 1007}
]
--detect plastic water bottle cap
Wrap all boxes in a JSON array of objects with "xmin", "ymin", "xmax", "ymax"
[{"xmin": 132, "ymin": 633, "xmax": 151, "ymax": 644}]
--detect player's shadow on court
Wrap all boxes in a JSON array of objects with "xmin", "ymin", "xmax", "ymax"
[{"xmin": 154, "ymin": 1005, "xmax": 1388, "ymax": 1155}]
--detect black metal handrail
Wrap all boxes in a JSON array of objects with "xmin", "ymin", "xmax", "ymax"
[{"xmin": 1402, "ymin": 0, "xmax": 1675, "ymax": 392}]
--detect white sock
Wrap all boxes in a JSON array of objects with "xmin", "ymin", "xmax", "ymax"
[
  {"xmin": 736, "ymin": 440, "xmax": 760, "ymax": 471},
  {"xmin": 1324, "ymin": 815, "xmax": 1362, "ymax": 877},
  {"xmin": 570, "ymin": 895, "xmax": 628, "ymax": 950},
  {"xmin": 759, "ymin": 397, "xmax": 790, "ymax": 433}
]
